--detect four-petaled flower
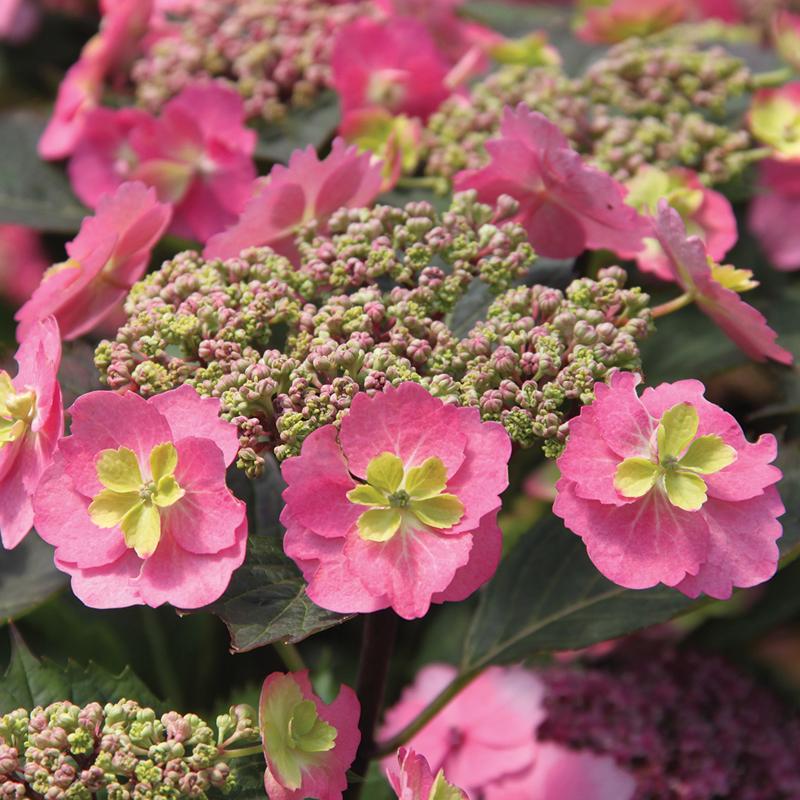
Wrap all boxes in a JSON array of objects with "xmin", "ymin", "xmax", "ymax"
[
  {"xmin": 33, "ymin": 384, "xmax": 247, "ymax": 609},
  {"xmin": 749, "ymin": 83, "xmax": 800, "ymax": 160},
  {"xmin": 281, "ymin": 382, "xmax": 511, "ymax": 620},
  {"xmin": 260, "ymin": 671, "xmax": 360, "ymax": 800},
  {"xmin": 554, "ymin": 371, "xmax": 785, "ymax": 599},
  {"xmin": 0, "ymin": 317, "xmax": 63, "ymax": 550}
]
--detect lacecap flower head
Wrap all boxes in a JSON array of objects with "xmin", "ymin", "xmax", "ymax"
[
  {"xmin": 16, "ymin": 181, "xmax": 171, "ymax": 341},
  {"xmin": 454, "ymin": 105, "xmax": 651, "ymax": 260},
  {"xmin": 259, "ymin": 671, "xmax": 360, "ymax": 800},
  {"xmin": 33, "ymin": 384, "xmax": 247, "ymax": 608},
  {"xmin": 654, "ymin": 199, "xmax": 793, "ymax": 365},
  {"xmin": 0, "ymin": 316, "xmax": 63, "ymax": 550},
  {"xmin": 204, "ymin": 139, "xmax": 383, "ymax": 264},
  {"xmin": 554, "ymin": 371, "xmax": 785, "ymax": 599},
  {"xmin": 281, "ymin": 382, "xmax": 511, "ymax": 619}
]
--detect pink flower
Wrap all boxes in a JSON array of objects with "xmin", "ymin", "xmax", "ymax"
[
  {"xmin": 387, "ymin": 749, "xmax": 467, "ymax": 800},
  {"xmin": 749, "ymin": 83, "xmax": 800, "ymax": 161},
  {"xmin": 380, "ymin": 664, "xmax": 545, "ymax": 795},
  {"xmin": 39, "ymin": 0, "xmax": 153, "ymax": 160},
  {"xmin": 33, "ymin": 384, "xmax": 247, "ymax": 609},
  {"xmin": 576, "ymin": 0, "xmax": 688, "ymax": 44},
  {"xmin": 625, "ymin": 166, "xmax": 737, "ymax": 282},
  {"xmin": 204, "ymin": 139, "xmax": 382, "ymax": 264},
  {"xmin": 281, "ymin": 382, "xmax": 511, "ymax": 620},
  {"xmin": 331, "ymin": 18, "xmax": 451, "ymax": 121},
  {"xmin": 748, "ymin": 158, "xmax": 800, "ymax": 271},
  {"xmin": 0, "ymin": 225, "xmax": 48, "ymax": 306},
  {"xmin": 0, "ymin": 0, "xmax": 39, "ymax": 43},
  {"xmin": 553, "ymin": 371, "xmax": 785, "ymax": 599},
  {"xmin": 653, "ymin": 200, "xmax": 793, "ymax": 365},
  {"xmin": 259, "ymin": 671, "xmax": 360, "ymax": 800},
  {"xmin": 69, "ymin": 82, "xmax": 256, "ymax": 242},
  {"xmin": 0, "ymin": 317, "xmax": 63, "ymax": 550},
  {"xmin": 485, "ymin": 743, "xmax": 636, "ymax": 800},
  {"xmin": 16, "ymin": 182, "xmax": 171, "ymax": 341},
  {"xmin": 454, "ymin": 106, "xmax": 650, "ymax": 260}
]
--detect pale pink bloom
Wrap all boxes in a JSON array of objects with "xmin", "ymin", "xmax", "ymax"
[
  {"xmin": 387, "ymin": 749, "xmax": 467, "ymax": 800},
  {"xmin": 455, "ymin": 106, "xmax": 650, "ymax": 259},
  {"xmin": 205, "ymin": 139, "xmax": 382, "ymax": 264},
  {"xmin": 553, "ymin": 371, "xmax": 785, "ymax": 599},
  {"xmin": 331, "ymin": 18, "xmax": 451, "ymax": 121},
  {"xmin": 0, "ymin": 0, "xmax": 39, "ymax": 42},
  {"xmin": 748, "ymin": 158, "xmax": 800, "ymax": 272},
  {"xmin": 0, "ymin": 225, "xmax": 48, "ymax": 306},
  {"xmin": 39, "ymin": 0, "xmax": 153, "ymax": 160},
  {"xmin": 16, "ymin": 182, "xmax": 171, "ymax": 341},
  {"xmin": 33, "ymin": 384, "xmax": 247, "ymax": 609},
  {"xmin": 654, "ymin": 200, "xmax": 793, "ymax": 365},
  {"xmin": 0, "ymin": 317, "xmax": 63, "ymax": 550},
  {"xmin": 626, "ymin": 167, "xmax": 737, "ymax": 282},
  {"xmin": 281, "ymin": 382, "xmax": 511, "ymax": 620},
  {"xmin": 260, "ymin": 671, "xmax": 360, "ymax": 800},
  {"xmin": 69, "ymin": 82, "xmax": 256, "ymax": 242},
  {"xmin": 576, "ymin": 0, "xmax": 688, "ymax": 44},
  {"xmin": 485, "ymin": 743, "xmax": 636, "ymax": 800},
  {"xmin": 380, "ymin": 664, "xmax": 545, "ymax": 795}
]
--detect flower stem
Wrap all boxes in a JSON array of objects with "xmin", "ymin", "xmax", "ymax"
[
  {"xmin": 752, "ymin": 67, "xmax": 793, "ymax": 89},
  {"xmin": 374, "ymin": 667, "xmax": 483, "ymax": 758},
  {"xmin": 273, "ymin": 642, "xmax": 307, "ymax": 673},
  {"xmin": 222, "ymin": 744, "xmax": 264, "ymax": 760},
  {"xmin": 344, "ymin": 610, "xmax": 400, "ymax": 800},
  {"xmin": 651, "ymin": 292, "xmax": 694, "ymax": 318}
]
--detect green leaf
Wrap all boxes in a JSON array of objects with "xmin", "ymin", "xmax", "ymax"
[
  {"xmin": 206, "ymin": 461, "xmax": 351, "ymax": 652},
  {"xmin": 0, "ymin": 110, "xmax": 88, "ymax": 233},
  {"xmin": 255, "ymin": 92, "xmax": 341, "ymax": 164},
  {"xmin": 0, "ymin": 629, "xmax": 159, "ymax": 714},
  {"xmin": 461, "ymin": 514, "xmax": 695, "ymax": 670},
  {"xmin": 0, "ymin": 535, "xmax": 67, "ymax": 624},
  {"xmin": 206, "ymin": 536, "xmax": 352, "ymax": 652}
]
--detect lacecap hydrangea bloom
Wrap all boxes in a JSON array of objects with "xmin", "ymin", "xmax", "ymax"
[
  {"xmin": 69, "ymin": 82, "xmax": 256, "ymax": 243},
  {"xmin": 0, "ymin": 317, "xmax": 63, "ymax": 550},
  {"xmin": 281, "ymin": 382, "xmax": 511, "ymax": 619},
  {"xmin": 653, "ymin": 200, "xmax": 792, "ymax": 365},
  {"xmin": 259, "ymin": 671, "xmax": 360, "ymax": 800},
  {"xmin": 454, "ymin": 105, "xmax": 651, "ymax": 260},
  {"xmin": 16, "ymin": 182, "xmax": 171, "ymax": 341},
  {"xmin": 380, "ymin": 663, "xmax": 635, "ymax": 800},
  {"xmin": 33, "ymin": 385, "xmax": 247, "ymax": 608},
  {"xmin": 554, "ymin": 371, "xmax": 785, "ymax": 598}
]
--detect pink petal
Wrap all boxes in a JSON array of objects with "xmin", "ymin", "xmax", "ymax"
[{"xmin": 57, "ymin": 549, "xmax": 145, "ymax": 609}]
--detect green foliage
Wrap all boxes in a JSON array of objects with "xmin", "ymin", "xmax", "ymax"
[
  {"xmin": 0, "ymin": 110, "xmax": 87, "ymax": 232},
  {"xmin": 0, "ymin": 535, "xmax": 66, "ymax": 624},
  {"xmin": 0, "ymin": 629, "xmax": 159, "ymax": 714}
]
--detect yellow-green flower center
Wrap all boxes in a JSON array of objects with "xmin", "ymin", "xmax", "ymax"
[
  {"xmin": 0, "ymin": 371, "xmax": 36, "ymax": 448},
  {"xmin": 260, "ymin": 675, "xmax": 336, "ymax": 791},
  {"xmin": 88, "ymin": 442, "xmax": 185, "ymax": 558},
  {"xmin": 346, "ymin": 452, "xmax": 465, "ymax": 542},
  {"xmin": 614, "ymin": 402, "xmax": 737, "ymax": 512}
]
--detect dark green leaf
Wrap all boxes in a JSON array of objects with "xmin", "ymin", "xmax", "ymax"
[
  {"xmin": 207, "ymin": 462, "xmax": 351, "ymax": 652},
  {"xmin": 206, "ymin": 536, "xmax": 351, "ymax": 653},
  {"xmin": 0, "ymin": 110, "xmax": 88, "ymax": 233},
  {"xmin": 0, "ymin": 535, "xmax": 66, "ymax": 624},
  {"xmin": 255, "ymin": 92, "xmax": 341, "ymax": 164},
  {"xmin": 461, "ymin": 514, "xmax": 695, "ymax": 670},
  {"xmin": 0, "ymin": 629, "xmax": 159, "ymax": 714}
]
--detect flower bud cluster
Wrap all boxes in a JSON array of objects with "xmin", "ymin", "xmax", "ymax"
[
  {"xmin": 131, "ymin": 0, "xmax": 372, "ymax": 123},
  {"xmin": 96, "ymin": 194, "xmax": 650, "ymax": 473},
  {"xmin": 424, "ymin": 40, "xmax": 763, "ymax": 185},
  {"xmin": 0, "ymin": 701, "xmax": 259, "ymax": 800}
]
